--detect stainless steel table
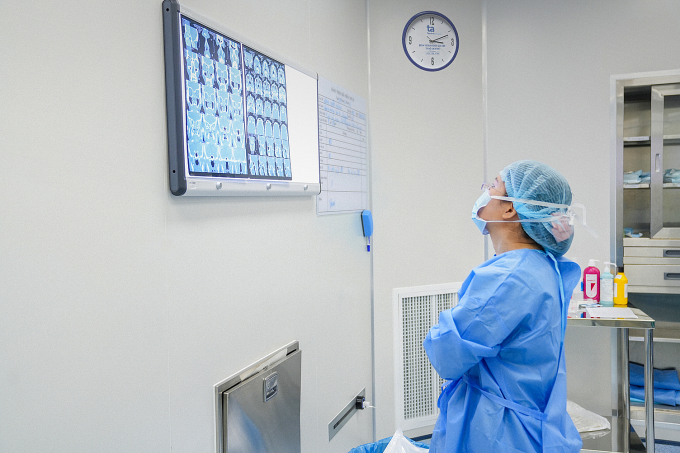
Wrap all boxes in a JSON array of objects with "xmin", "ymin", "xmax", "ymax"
[{"xmin": 568, "ymin": 307, "xmax": 655, "ymax": 453}]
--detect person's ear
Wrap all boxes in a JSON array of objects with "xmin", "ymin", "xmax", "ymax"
[{"xmin": 501, "ymin": 202, "xmax": 518, "ymax": 220}]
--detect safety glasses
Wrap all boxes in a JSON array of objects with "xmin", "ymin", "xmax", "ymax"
[{"xmin": 481, "ymin": 181, "xmax": 507, "ymax": 196}]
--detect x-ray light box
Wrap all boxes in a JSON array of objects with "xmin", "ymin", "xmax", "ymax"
[{"xmin": 162, "ymin": 0, "xmax": 320, "ymax": 196}]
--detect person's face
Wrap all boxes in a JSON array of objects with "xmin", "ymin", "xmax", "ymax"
[{"xmin": 478, "ymin": 174, "xmax": 509, "ymax": 221}]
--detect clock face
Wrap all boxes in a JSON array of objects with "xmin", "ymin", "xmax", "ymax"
[{"xmin": 402, "ymin": 11, "xmax": 459, "ymax": 71}]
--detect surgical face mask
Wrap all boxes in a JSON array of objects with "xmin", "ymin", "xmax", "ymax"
[{"xmin": 471, "ymin": 190, "xmax": 492, "ymax": 235}]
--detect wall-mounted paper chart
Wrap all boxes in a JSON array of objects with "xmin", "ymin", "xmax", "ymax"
[{"xmin": 317, "ymin": 77, "xmax": 368, "ymax": 215}]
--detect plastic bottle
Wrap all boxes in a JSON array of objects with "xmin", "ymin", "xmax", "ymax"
[
  {"xmin": 614, "ymin": 271, "xmax": 629, "ymax": 306},
  {"xmin": 600, "ymin": 262, "xmax": 616, "ymax": 307},
  {"xmin": 583, "ymin": 259, "xmax": 601, "ymax": 302}
]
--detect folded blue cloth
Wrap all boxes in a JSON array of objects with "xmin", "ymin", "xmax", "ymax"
[
  {"xmin": 665, "ymin": 168, "xmax": 680, "ymax": 183},
  {"xmin": 624, "ymin": 170, "xmax": 642, "ymax": 184},
  {"xmin": 630, "ymin": 362, "xmax": 680, "ymax": 390},
  {"xmin": 630, "ymin": 384, "xmax": 680, "ymax": 406}
]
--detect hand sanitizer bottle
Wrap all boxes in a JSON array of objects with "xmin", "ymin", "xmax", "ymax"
[
  {"xmin": 583, "ymin": 259, "xmax": 601, "ymax": 302},
  {"xmin": 600, "ymin": 262, "xmax": 616, "ymax": 307}
]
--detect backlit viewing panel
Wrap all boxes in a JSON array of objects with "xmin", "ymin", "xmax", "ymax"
[
  {"xmin": 243, "ymin": 46, "xmax": 291, "ymax": 180},
  {"xmin": 181, "ymin": 16, "xmax": 291, "ymax": 181}
]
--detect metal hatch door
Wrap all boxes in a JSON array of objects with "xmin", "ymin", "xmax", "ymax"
[{"xmin": 215, "ymin": 343, "xmax": 301, "ymax": 453}]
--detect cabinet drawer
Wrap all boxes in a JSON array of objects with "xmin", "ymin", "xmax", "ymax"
[
  {"xmin": 624, "ymin": 246, "xmax": 680, "ymax": 257},
  {"xmin": 624, "ymin": 238, "xmax": 680, "ymax": 248},
  {"xmin": 624, "ymin": 256, "xmax": 680, "ymax": 265},
  {"xmin": 625, "ymin": 264, "xmax": 680, "ymax": 287},
  {"xmin": 628, "ymin": 285, "xmax": 680, "ymax": 294}
]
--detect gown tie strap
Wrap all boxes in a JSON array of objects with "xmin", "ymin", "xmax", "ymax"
[{"xmin": 462, "ymin": 374, "xmax": 548, "ymax": 422}]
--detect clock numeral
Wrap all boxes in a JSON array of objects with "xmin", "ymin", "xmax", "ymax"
[
  {"xmin": 431, "ymin": 57, "xmax": 434, "ymax": 65},
  {"xmin": 409, "ymin": 36, "xmax": 412, "ymax": 45},
  {"xmin": 430, "ymin": 17, "xmax": 434, "ymax": 25},
  {"xmin": 451, "ymin": 38, "xmax": 454, "ymax": 46}
]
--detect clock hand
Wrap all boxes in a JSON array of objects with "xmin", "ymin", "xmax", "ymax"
[{"xmin": 431, "ymin": 34, "xmax": 449, "ymax": 43}]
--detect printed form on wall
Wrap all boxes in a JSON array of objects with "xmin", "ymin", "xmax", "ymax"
[{"xmin": 317, "ymin": 77, "xmax": 368, "ymax": 215}]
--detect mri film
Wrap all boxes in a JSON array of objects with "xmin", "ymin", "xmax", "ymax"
[
  {"xmin": 181, "ymin": 16, "xmax": 247, "ymax": 177},
  {"xmin": 243, "ymin": 46, "xmax": 291, "ymax": 180}
]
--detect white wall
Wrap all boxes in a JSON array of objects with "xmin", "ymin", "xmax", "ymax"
[
  {"xmin": 485, "ymin": 0, "xmax": 680, "ymax": 415},
  {"xmin": 367, "ymin": 0, "xmax": 484, "ymax": 439},
  {"xmin": 0, "ymin": 1, "xmax": 373, "ymax": 452}
]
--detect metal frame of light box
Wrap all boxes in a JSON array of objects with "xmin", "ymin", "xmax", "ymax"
[{"xmin": 162, "ymin": 0, "xmax": 321, "ymax": 196}]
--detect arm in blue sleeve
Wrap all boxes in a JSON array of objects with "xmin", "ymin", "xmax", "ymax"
[
  {"xmin": 424, "ymin": 305, "xmax": 503, "ymax": 379},
  {"xmin": 423, "ymin": 265, "xmax": 533, "ymax": 380}
]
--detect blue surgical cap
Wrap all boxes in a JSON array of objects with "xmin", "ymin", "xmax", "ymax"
[{"xmin": 500, "ymin": 160, "xmax": 574, "ymax": 257}]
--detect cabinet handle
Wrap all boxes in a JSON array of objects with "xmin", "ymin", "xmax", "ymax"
[
  {"xmin": 665, "ymin": 273, "xmax": 680, "ymax": 280},
  {"xmin": 656, "ymin": 154, "xmax": 661, "ymax": 172},
  {"xmin": 665, "ymin": 250, "xmax": 680, "ymax": 257}
]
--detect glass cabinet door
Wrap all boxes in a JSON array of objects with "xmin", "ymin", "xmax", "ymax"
[
  {"xmin": 621, "ymin": 84, "xmax": 680, "ymax": 240},
  {"xmin": 623, "ymin": 87, "xmax": 651, "ymax": 235},
  {"xmin": 650, "ymin": 84, "xmax": 680, "ymax": 238}
]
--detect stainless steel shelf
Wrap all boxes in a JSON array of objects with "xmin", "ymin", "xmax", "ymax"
[
  {"xmin": 630, "ymin": 403, "xmax": 680, "ymax": 443},
  {"xmin": 623, "ymin": 183, "xmax": 680, "ymax": 189},
  {"xmin": 567, "ymin": 307, "xmax": 655, "ymax": 329},
  {"xmin": 568, "ymin": 306, "xmax": 655, "ymax": 452},
  {"xmin": 631, "ymin": 322, "xmax": 680, "ymax": 342},
  {"xmin": 631, "ymin": 401, "xmax": 680, "ymax": 422},
  {"xmin": 624, "ymin": 134, "xmax": 680, "ymax": 146}
]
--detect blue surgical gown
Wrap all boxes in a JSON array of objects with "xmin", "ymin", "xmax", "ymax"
[{"xmin": 423, "ymin": 249, "xmax": 582, "ymax": 453}]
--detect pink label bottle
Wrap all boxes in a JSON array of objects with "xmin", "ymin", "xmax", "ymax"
[{"xmin": 583, "ymin": 259, "xmax": 601, "ymax": 302}]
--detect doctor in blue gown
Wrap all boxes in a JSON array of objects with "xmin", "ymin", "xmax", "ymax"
[{"xmin": 424, "ymin": 160, "xmax": 583, "ymax": 453}]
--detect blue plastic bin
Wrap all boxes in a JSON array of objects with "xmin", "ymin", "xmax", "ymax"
[{"xmin": 348, "ymin": 436, "xmax": 430, "ymax": 453}]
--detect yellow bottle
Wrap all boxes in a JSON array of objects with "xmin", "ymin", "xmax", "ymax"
[{"xmin": 613, "ymin": 272, "xmax": 629, "ymax": 306}]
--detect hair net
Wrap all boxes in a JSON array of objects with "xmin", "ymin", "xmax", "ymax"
[{"xmin": 500, "ymin": 160, "xmax": 574, "ymax": 256}]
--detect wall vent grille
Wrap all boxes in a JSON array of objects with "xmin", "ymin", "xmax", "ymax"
[{"xmin": 393, "ymin": 283, "xmax": 462, "ymax": 432}]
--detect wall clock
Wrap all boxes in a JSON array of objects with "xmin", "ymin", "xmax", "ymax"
[{"xmin": 402, "ymin": 11, "xmax": 459, "ymax": 71}]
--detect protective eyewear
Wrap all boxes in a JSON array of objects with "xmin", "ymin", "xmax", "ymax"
[{"xmin": 481, "ymin": 181, "xmax": 507, "ymax": 196}]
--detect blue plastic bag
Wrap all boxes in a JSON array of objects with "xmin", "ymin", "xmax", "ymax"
[{"xmin": 349, "ymin": 429, "xmax": 430, "ymax": 453}]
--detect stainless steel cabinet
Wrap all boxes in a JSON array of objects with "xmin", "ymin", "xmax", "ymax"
[
  {"xmin": 613, "ymin": 72, "xmax": 680, "ymax": 295},
  {"xmin": 612, "ymin": 71, "xmax": 680, "ymax": 445}
]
